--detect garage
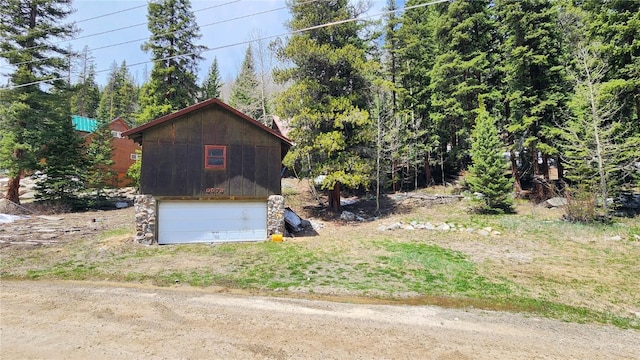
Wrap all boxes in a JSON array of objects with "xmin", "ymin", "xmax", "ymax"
[
  {"xmin": 123, "ymin": 98, "xmax": 291, "ymax": 245},
  {"xmin": 158, "ymin": 201, "xmax": 267, "ymax": 244}
]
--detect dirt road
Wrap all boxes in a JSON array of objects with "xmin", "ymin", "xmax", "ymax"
[{"xmin": 1, "ymin": 281, "xmax": 638, "ymax": 359}]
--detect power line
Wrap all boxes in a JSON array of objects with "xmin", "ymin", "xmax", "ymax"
[
  {"xmin": 2, "ymin": 0, "xmax": 319, "ymax": 69},
  {"xmin": 74, "ymin": 3, "xmax": 148, "ymax": 23},
  {"xmin": 0, "ymin": 0, "xmax": 243, "ymax": 64},
  {"xmin": 3, "ymin": 0, "xmax": 451, "ymax": 90},
  {"xmin": 90, "ymin": 1, "xmax": 303, "ymax": 52}
]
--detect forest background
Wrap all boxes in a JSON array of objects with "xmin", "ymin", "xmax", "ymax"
[{"xmin": 1, "ymin": 0, "xmax": 638, "ymax": 215}]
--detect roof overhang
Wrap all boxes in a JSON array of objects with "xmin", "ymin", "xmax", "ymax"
[{"xmin": 122, "ymin": 98, "xmax": 293, "ymax": 153}]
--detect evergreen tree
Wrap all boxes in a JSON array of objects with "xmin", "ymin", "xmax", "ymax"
[
  {"xmin": 229, "ymin": 46, "xmax": 264, "ymax": 122},
  {"xmin": 200, "ymin": 56, "xmax": 223, "ymax": 100},
  {"xmin": 70, "ymin": 47, "xmax": 100, "ymax": 118},
  {"xmin": 275, "ymin": 0, "xmax": 374, "ymax": 211},
  {"xmin": 136, "ymin": 0, "xmax": 204, "ymax": 123},
  {"xmin": 467, "ymin": 103, "xmax": 514, "ymax": 213},
  {"xmin": 97, "ymin": 61, "xmax": 138, "ymax": 125},
  {"xmin": 85, "ymin": 117, "xmax": 116, "ymax": 196},
  {"xmin": 583, "ymin": 0, "xmax": 640, "ymax": 127},
  {"xmin": 379, "ymin": 0, "xmax": 405, "ymax": 190},
  {"xmin": 553, "ymin": 43, "xmax": 640, "ymax": 212},
  {"xmin": 0, "ymin": 0, "xmax": 76, "ymax": 204},
  {"xmin": 34, "ymin": 89, "xmax": 87, "ymax": 204},
  {"xmin": 429, "ymin": 0, "xmax": 497, "ymax": 170},
  {"xmin": 395, "ymin": 0, "xmax": 438, "ymax": 188},
  {"xmin": 496, "ymin": 0, "xmax": 571, "ymax": 191}
]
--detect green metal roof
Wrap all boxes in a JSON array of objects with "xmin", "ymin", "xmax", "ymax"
[{"xmin": 72, "ymin": 115, "xmax": 98, "ymax": 133}]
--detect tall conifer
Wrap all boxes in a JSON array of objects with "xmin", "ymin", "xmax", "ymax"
[
  {"xmin": 97, "ymin": 61, "xmax": 138, "ymax": 125},
  {"xmin": 429, "ymin": 0, "xmax": 497, "ymax": 170},
  {"xmin": 0, "ymin": 0, "xmax": 77, "ymax": 204},
  {"xmin": 230, "ymin": 46, "xmax": 264, "ymax": 122},
  {"xmin": 275, "ymin": 0, "xmax": 374, "ymax": 211},
  {"xmin": 136, "ymin": 0, "xmax": 204, "ymax": 123},
  {"xmin": 496, "ymin": 0, "xmax": 570, "ymax": 188},
  {"xmin": 200, "ymin": 57, "xmax": 223, "ymax": 101}
]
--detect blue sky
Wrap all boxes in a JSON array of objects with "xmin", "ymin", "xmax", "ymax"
[
  {"xmin": 68, "ymin": 0, "xmax": 390, "ymax": 87},
  {"xmin": 1, "ymin": 0, "xmax": 391, "ymax": 88},
  {"xmin": 68, "ymin": 0, "xmax": 293, "ymax": 86}
]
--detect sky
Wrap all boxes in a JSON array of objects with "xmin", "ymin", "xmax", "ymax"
[
  {"xmin": 0, "ymin": 0, "xmax": 393, "ymax": 88},
  {"xmin": 67, "ymin": 0, "xmax": 294, "ymax": 86},
  {"xmin": 64, "ymin": 0, "xmax": 392, "ymax": 87}
]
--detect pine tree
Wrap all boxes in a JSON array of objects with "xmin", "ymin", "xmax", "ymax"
[
  {"xmin": 429, "ymin": 0, "xmax": 497, "ymax": 170},
  {"xmin": 229, "ymin": 46, "xmax": 264, "ymax": 122},
  {"xmin": 70, "ymin": 47, "xmax": 100, "ymax": 118},
  {"xmin": 583, "ymin": 0, "xmax": 640, "ymax": 127},
  {"xmin": 394, "ymin": 0, "xmax": 439, "ymax": 188},
  {"xmin": 275, "ymin": 0, "xmax": 374, "ymax": 211},
  {"xmin": 467, "ymin": 104, "xmax": 514, "ymax": 213},
  {"xmin": 200, "ymin": 56, "xmax": 223, "ymax": 100},
  {"xmin": 97, "ymin": 61, "xmax": 138, "ymax": 125},
  {"xmin": 85, "ymin": 117, "xmax": 116, "ymax": 197},
  {"xmin": 34, "ymin": 89, "xmax": 87, "ymax": 204},
  {"xmin": 0, "ymin": 0, "xmax": 76, "ymax": 204},
  {"xmin": 553, "ymin": 43, "xmax": 640, "ymax": 213},
  {"xmin": 496, "ymin": 0, "xmax": 571, "ymax": 191},
  {"xmin": 136, "ymin": 0, "xmax": 204, "ymax": 123}
]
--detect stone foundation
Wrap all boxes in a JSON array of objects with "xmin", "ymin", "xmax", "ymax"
[
  {"xmin": 134, "ymin": 195, "xmax": 156, "ymax": 245},
  {"xmin": 267, "ymin": 195, "xmax": 285, "ymax": 238},
  {"xmin": 133, "ymin": 196, "xmax": 285, "ymax": 244}
]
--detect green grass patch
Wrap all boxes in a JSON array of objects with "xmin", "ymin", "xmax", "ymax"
[
  {"xmin": 371, "ymin": 240, "xmax": 513, "ymax": 297},
  {"xmin": 26, "ymin": 260, "xmax": 102, "ymax": 280}
]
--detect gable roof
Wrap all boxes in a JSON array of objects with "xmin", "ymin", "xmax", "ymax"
[
  {"xmin": 270, "ymin": 115, "xmax": 291, "ymax": 138},
  {"xmin": 122, "ymin": 98, "xmax": 293, "ymax": 148},
  {"xmin": 72, "ymin": 115, "xmax": 98, "ymax": 133}
]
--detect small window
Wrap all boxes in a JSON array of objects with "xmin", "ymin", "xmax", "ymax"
[
  {"xmin": 205, "ymin": 145, "xmax": 226, "ymax": 170},
  {"xmin": 111, "ymin": 130, "xmax": 122, "ymax": 138},
  {"xmin": 130, "ymin": 153, "xmax": 140, "ymax": 161}
]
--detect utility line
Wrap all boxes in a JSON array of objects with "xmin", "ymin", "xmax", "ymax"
[
  {"xmin": 0, "ymin": 0, "xmax": 243, "ymax": 63},
  {"xmin": 3, "ymin": 0, "xmax": 450, "ymax": 90},
  {"xmin": 74, "ymin": 3, "xmax": 147, "ymax": 23},
  {"xmin": 1, "ymin": 0, "xmax": 319, "ymax": 70},
  {"xmin": 90, "ymin": 1, "xmax": 306, "ymax": 52}
]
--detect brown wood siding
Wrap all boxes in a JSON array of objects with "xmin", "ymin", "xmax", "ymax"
[{"xmin": 140, "ymin": 106, "xmax": 282, "ymax": 198}]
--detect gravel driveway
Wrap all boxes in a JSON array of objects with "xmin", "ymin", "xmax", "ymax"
[{"xmin": 1, "ymin": 280, "xmax": 638, "ymax": 359}]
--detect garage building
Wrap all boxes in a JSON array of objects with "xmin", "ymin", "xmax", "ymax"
[{"xmin": 123, "ymin": 98, "xmax": 292, "ymax": 244}]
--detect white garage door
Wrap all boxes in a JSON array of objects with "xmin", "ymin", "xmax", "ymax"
[{"xmin": 158, "ymin": 201, "xmax": 267, "ymax": 244}]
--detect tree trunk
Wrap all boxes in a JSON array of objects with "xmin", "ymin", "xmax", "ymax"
[
  {"xmin": 556, "ymin": 154, "xmax": 563, "ymax": 182},
  {"xmin": 510, "ymin": 151, "xmax": 522, "ymax": 195},
  {"xmin": 391, "ymin": 160, "xmax": 398, "ymax": 192},
  {"xmin": 531, "ymin": 145, "xmax": 540, "ymax": 176},
  {"xmin": 425, "ymin": 152, "xmax": 432, "ymax": 187},
  {"xmin": 541, "ymin": 153, "xmax": 549, "ymax": 180},
  {"xmin": 328, "ymin": 182, "xmax": 341, "ymax": 212},
  {"xmin": 440, "ymin": 149, "xmax": 445, "ymax": 186},
  {"xmin": 6, "ymin": 174, "xmax": 21, "ymax": 205}
]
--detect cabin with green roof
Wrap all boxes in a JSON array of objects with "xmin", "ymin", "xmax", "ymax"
[{"xmin": 72, "ymin": 115, "xmax": 141, "ymax": 187}]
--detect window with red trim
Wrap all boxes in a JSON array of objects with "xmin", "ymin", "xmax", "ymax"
[{"xmin": 205, "ymin": 145, "xmax": 226, "ymax": 170}]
